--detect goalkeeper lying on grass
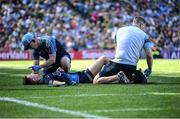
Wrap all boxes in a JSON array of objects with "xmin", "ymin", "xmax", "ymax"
[
  {"xmin": 23, "ymin": 56, "xmax": 109, "ymax": 86},
  {"xmin": 23, "ymin": 56, "xmax": 151, "ymax": 86}
]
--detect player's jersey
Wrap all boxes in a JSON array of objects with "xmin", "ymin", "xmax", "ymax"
[
  {"xmin": 33, "ymin": 36, "xmax": 69, "ymax": 60},
  {"xmin": 42, "ymin": 69, "xmax": 94, "ymax": 84},
  {"xmin": 67, "ymin": 69, "xmax": 94, "ymax": 83},
  {"xmin": 113, "ymin": 26, "xmax": 153, "ymax": 66}
]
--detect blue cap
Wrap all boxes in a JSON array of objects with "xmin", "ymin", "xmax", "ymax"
[{"xmin": 22, "ymin": 33, "xmax": 34, "ymax": 50}]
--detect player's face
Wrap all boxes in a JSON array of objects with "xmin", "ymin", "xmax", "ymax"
[
  {"xmin": 30, "ymin": 39, "xmax": 39, "ymax": 49},
  {"xmin": 140, "ymin": 22, "xmax": 145, "ymax": 29},
  {"xmin": 132, "ymin": 21, "xmax": 145, "ymax": 30},
  {"xmin": 27, "ymin": 74, "xmax": 41, "ymax": 83}
]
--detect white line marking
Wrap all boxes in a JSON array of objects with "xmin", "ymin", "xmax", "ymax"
[
  {"xmin": 0, "ymin": 72, "xmax": 10, "ymax": 75},
  {"xmin": 0, "ymin": 97, "xmax": 108, "ymax": 119},
  {"xmin": 6, "ymin": 92, "xmax": 180, "ymax": 100},
  {"xmin": 20, "ymin": 93, "xmax": 147, "ymax": 99},
  {"xmin": 148, "ymin": 92, "xmax": 180, "ymax": 96},
  {"xmin": 87, "ymin": 107, "xmax": 180, "ymax": 113},
  {"xmin": 0, "ymin": 72, "xmax": 24, "ymax": 76}
]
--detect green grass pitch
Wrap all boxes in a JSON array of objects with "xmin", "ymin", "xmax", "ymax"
[{"xmin": 0, "ymin": 59, "xmax": 180, "ymax": 118}]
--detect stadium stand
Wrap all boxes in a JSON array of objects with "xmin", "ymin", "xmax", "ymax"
[{"xmin": 0, "ymin": 0, "xmax": 179, "ymax": 52}]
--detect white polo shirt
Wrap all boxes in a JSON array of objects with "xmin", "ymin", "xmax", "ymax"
[{"xmin": 112, "ymin": 26, "xmax": 153, "ymax": 66}]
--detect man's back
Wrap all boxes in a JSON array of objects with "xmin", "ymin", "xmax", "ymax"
[
  {"xmin": 33, "ymin": 36, "xmax": 69, "ymax": 60},
  {"xmin": 113, "ymin": 26, "xmax": 149, "ymax": 66}
]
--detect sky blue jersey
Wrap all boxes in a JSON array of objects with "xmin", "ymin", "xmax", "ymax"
[
  {"xmin": 113, "ymin": 26, "xmax": 153, "ymax": 66},
  {"xmin": 33, "ymin": 36, "xmax": 57, "ymax": 60}
]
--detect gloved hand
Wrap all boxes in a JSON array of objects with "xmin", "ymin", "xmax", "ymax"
[
  {"xmin": 143, "ymin": 68, "xmax": 152, "ymax": 79},
  {"xmin": 30, "ymin": 65, "xmax": 41, "ymax": 72}
]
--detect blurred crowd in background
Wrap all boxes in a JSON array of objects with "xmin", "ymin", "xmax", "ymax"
[{"xmin": 0, "ymin": 0, "xmax": 179, "ymax": 52}]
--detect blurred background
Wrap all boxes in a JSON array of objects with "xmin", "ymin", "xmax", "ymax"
[{"xmin": 0, "ymin": 0, "xmax": 179, "ymax": 59}]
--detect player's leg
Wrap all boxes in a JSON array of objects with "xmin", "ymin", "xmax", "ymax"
[
  {"xmin": 93, "ymin": 61, "xmax": 134, "ymax": 84},
  {"xmin": 77, "ymin": 56, "xmax": 110, "ymax": 83},
  {"xmin": 87, "ymin": 56, "xmax": 110, "ymax": 76},
  {"xmin": 60, "ymin": 55, "xmax": 71, "ymax": 72},
  {"xmin": 94, "ymin": 71, "xmax": 130, "ymax": 84},
  {"xmin": 94, "ymin": 75, "xmax": 119, "ymax": 84},
  {"xmin": 93, "ymin": 61, "xmax": 120, "ymax": 84}
]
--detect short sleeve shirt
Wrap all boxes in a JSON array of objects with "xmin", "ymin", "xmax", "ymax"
[
  {"xmin": 33, "ymin": 36, "xmax": 57, "ymax": 60},
  {"xmin": 113, "ymin": 26, "xmax": 153, "ymax": 66}
]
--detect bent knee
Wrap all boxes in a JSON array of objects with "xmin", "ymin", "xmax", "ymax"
[
  {"xmin": 98, "ymin": 56, "xmax": 110, "ymax": 64},
  {"xmin": 93, "ymin": 78, "xmax": 102, "ymax": 84},
  {"xmin": 61, "ymin": 63, "xmax": 71, "ymax": 72},
  {"xmin": 60, "ymin": 57, "xmax": 71, "ymax": 72},
  {"xmin": 98, "ymin": 56, "xmax": 107, "ymax": 60}
]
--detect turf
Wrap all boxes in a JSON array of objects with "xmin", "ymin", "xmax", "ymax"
[{"xmin": 0, "ymin": 59, "xmax": 180, "ymax": 118}]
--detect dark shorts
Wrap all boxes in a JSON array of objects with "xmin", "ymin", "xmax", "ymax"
[
  {"xmin": 42, "ymin": 54, "xmax": 71, "ymax": 78},
  {"xmin": 78, "ymin": 69, "xmax": 94, "ymax": 83},
  {"xmin": 99, "ymin": 61, "xmax": 136, "ymax": 77}
]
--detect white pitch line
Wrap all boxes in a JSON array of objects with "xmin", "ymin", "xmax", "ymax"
[
  {"xmin": 20, "ymin": 93, "xmax": 147, "ymax": 99},
  {"xmin": 4, "ymin": 92, "xmax": 180, "ymax": 100},
  {"xmin": 0, "ymin": 72, "xmax": 24, "ymax": 76},
  {"xmin": 17, "ymin": 92, "xmax": 180, "ymax": 99},
  {"xmin": 88, "ymin": 107, "xmax": 180, "ymax": 113},
  {"xmin": 148, "ymin": 92, "xmax": 180, "ymax": 96},
  {"xmin": 0, "ymin": 97, "xmax": 108, "ymax": 119}
]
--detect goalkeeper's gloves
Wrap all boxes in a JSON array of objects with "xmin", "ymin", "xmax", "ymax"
[
  {"xmin": 30, "ymin": 65, "xmax": 41, "ymax": 72},
  {"xmin": 143, "ymin": 68, "xmax": 152, "ymax": 79}
]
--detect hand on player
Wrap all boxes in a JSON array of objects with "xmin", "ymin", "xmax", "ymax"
[
  {"xmin": 56, "ymin": 67, "xmax": 65, "ymax": 72},
  {"xmin": 30, "ymin": 65, "xmax": 41, "ymax": 72},
  {"xmin": 143, "ymin": 68, "xmax": 152, "ymax": 79}
]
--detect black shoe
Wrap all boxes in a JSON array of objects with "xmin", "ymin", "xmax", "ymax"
[{"xmin": 117, "ymin": 71, "xmax": 130, "ymax": 84}]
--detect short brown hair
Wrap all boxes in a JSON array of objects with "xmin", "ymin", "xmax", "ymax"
[
  {"xmin": 133, "ymin": 16, "xmax": 147, "ymax": 25},
  {"xmin": 23, "ymin": 76, "xmax": 39, "ymax": 85}
]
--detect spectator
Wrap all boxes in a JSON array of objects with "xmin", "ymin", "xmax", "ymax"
[{"xmin": 0, "ymin": 0, "xmax": 179, "ymax": 51}]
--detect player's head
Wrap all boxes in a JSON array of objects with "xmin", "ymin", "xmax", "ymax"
[
  {"xmin": 22, "ymin": 33, "xmax": 38, "ymax": 50},
  {"xmin": 23, "ymin": 73, "xmax": 41, "ymax": 85},
  {"xmin": 132, "ymin": 16, "xmax": 147, "ymax": 30},
  {"xmin": 131, "ymin": 70, "xmax": 147, "ymax": 84}
]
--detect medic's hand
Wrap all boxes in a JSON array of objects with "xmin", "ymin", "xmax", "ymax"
[
  {"xmin": 143, "ymin": 68, "xmax": 152, "ymax": 79},
  {"xmin": 56, "ymin": 67, "xmax": 65, "ymax": 72},
  {"xmin": 29, "ymin": 65, "xmax": 41, "ymax": 72}
]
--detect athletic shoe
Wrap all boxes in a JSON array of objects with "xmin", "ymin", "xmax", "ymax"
[
  {"xmin": 48, "ymin": 80, "xmax": 54, "ymax": 87},
  {"xmin": 68, "ymin": 80, "xmax": 78, "ymax": 86},
  {"xmin": 117, "ymin": 71, "xmax": 130, "ymax": 84}
]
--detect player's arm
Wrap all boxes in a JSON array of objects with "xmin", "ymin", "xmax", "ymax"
[
  {"xmin": 31, "ymin": 60, "xmax": 39, "ymax": 74},
  {"xmin": 34, "ymin": 60, "xmax": 39, "ymax": 65},
  {"xmin": 31, "ymin": 50, "xmax": 40, "ymax": 74},
  {"xmin": 39, "ymin": 38, "xmax": 57, "ymax": 69},
  {"xmin": 143, "ymin": 35, "xmax": 153, "ymax": 71},
  {"xmin": 39, "ymin": 53, "xmax": 56, "ymax": 68},
  {"xmin": 143, "ymin": 35, "xmax": 154, "ymax": 78},
  {"xmin": 144, "ymin": 47, "xmax": 153, "ymax": 71},
  {"xmin": 31, "ymin": 53, "xmax": 56, "ymax": 72}
]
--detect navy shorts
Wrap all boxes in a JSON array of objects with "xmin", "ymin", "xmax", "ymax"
[
  {"xmin": 42, "ymin": 54, "xmax": 71, "ymax": 78},
  {"xmin": 78, "ymin": 69, "xmax": 94, "ymax": 83},
  {"xmin": 99, "ymin": 61, "xmax": 136, "ymax": 77}
]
